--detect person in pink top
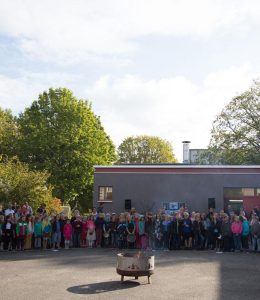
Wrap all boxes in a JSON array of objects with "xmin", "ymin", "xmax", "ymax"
[
  {"xmin": 86, "ymin": 215, "xmax": 96, "ymax": 248},
  {"xmin": 63, "ymin": 219, "xmax": 72, "ymax": 249},
  {"xmin": 231, "ymin": 216, "xmax": 242, "ymax": 252}
]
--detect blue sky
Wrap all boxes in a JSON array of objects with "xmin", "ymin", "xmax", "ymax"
[{"xmin": 0, "ymin": 0, "xmax": 260, "ymax": 161}]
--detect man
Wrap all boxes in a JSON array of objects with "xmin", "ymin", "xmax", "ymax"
[
  {"xmin": 4, "ymin": 203, "xmax": 15, "ymax": 216},
  {"xmin": 97, "ymin": 202, "xmax": 104, "ymax": 214},
  {"xmin": 221, "ymin": 214, "xmax": 232, "ymax": 252}
]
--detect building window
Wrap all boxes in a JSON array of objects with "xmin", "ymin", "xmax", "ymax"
[
  {"xmin": 224, "ymin": 188, "xmax": 255, "ymax": 198},
  {"xmin": 98, "ymin": 186, "xmax": 113, "ymax": 202}
]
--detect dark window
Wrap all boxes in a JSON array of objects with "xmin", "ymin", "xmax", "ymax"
[
  {"xmin": 125, "ymin": 199, "xmax": 132, "ymax": 210},
  {"xmin": 208, "ymin": 198, "xmax": 215, "ymax": 209},
  {"xmin": 98, "ymin": 186, "xmax": 113, "ymax": 202}
]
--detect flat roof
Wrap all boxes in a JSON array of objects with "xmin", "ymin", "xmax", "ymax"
[
  {"xmin": 94, "ymin": 164, "xmax": 260, "ymax": 174},
  {"xmin": 95, "ymin": 164, "xmax": 260, "ymax": 169}
]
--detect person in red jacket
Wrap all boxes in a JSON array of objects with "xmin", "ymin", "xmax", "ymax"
[
  {"xmin": 63, "ymin": 219, "xmax": 72, "ymax": 249},
  {"xmin": 231, "ymin": 216, "xmax": 242, "ymax": 252}
]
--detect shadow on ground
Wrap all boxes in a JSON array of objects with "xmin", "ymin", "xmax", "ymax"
[
  {"xmin": 2, "ymin": 248, "xmax": 260, "ymax": 299},
  {"xmin": 67, "ymin": 280, "xmax": 140, "ymax": 295}
]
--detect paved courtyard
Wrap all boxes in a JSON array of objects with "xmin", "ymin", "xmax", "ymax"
[{"xmin": 1, "ymin": 249, "xmax": 260, "ymax": 300}]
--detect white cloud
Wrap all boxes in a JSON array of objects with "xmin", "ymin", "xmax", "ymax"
[
  {"xmin": 1, "ymin": 0, "xmax": 260, "ymax": 64},
  {"xmin": 0, "ymin": 66, "xmax": 258, "ymax": 161},
  {"xmin": 86, "ymin": 64, "xmax": 259, "ymax": 161},
  {"xmin": 0, "ymin": 72, "xmax": 81, "ymax": 113}
]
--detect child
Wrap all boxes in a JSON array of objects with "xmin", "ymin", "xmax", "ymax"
[
  {"xmin": 182, "ymin": 212, "xmax": 192, "ymax": 249},
  {"xmin": 72, "ymin": 215, "xmax": 82, "ymax": 248},
  {"xmin": 63, "ymin": 219, "xmax": 72, "ymax": 249},
  {"xmin": 117, "ymin": 215, "xmax": 127, "ymax": 249},
  {"xmin": 241, "ymin": 216, "xmax": 250, "ymax": 251},
  {"xmin": 103, "ymin": 214, "xmax": 111, "ymax": 248},
  {"xmin": 42, "ymin": 216, "xmax": 52, "ymax": 250},
  {"xmin": 126, "ymin": 215, "xmax": 135, "ymax": 249},
  {"xmin": 25, "ymin": 215, "xmax": 34, "ymax": 250},
  {"xmin": 2, "ymin": 216, "xmax": 14, "ymax": 251},
  {"xmin": 34, "ymin": 217, "xmax": 43, "ymax": 249},
  {"xmin": 81, "ymin": 217, "xmax": 88, "ymax": 248},
  {"xmin": 86, "ymin": 215, "xmax": 96, "ymax": 248},
  {"xmin": 16, "ymin": 216, "xmax": 27, "ymax": 251},
  {"xmin": 110, "ymin": 214, "xmax": 118, "ymax": 248},
  {"xmin": 250, "ymin": 215, "xmax": 260, "ymax": 252},
  {"xmin": 231, "ymin": 216, "xmax": 242, "ymax": 252},
  {"xmin": 52, "ymin": 214, "xmax": 62, "ymax": 249},
  {"xmin": 145, "ymin": 213, "xmax": 154, "ymax": 250},
  {"xmin": 154, "ymin": 215, "xmax": 163, "ymax": 249},
  {"xmin": 138, "ymin": 215, "xmax": 146, "ymax": 249}
]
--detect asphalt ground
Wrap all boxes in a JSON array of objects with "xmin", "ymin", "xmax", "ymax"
[{"xmin": 1, "ymin": 248, "xmax": 260, "ymax": 300}]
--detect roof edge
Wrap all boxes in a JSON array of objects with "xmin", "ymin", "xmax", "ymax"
[{"xmin": 94, "ymin": 165, "xmax": 260, "ymax": 169}]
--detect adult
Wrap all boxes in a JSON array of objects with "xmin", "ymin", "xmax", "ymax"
[
  {"xmin": 95, "ymin": 213, "xmax": 105, "ymax": 247},
  {"xmin": 4, "ymin": 203, "xmax": 15, "ymax": 216},
  {"xmin": 25, "ymin": 202, "xmax": 33, "ymax": 215},
  {"xmin": 221, "ymin": 214, "xmax": 232, "ymax": 252},
  {"xmin": 37, "ymin": 203, "xmax": 46, "ymax": 215},
  {"xmin": 97, "ymin": 202, "xmax": 104, "ymax": 214}
]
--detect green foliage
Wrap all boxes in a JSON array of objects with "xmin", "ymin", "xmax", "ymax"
[
  {"xmin": 208, "ymin": 80, "xmax": 260, "ymax": 164},
  {"xmin": 0, "ymin": 157, "xmax": 53, "ymax": 211},
  {"xmin": 17, "ymin": 88, "xmax": 116, "ymax": 206},
  {"xmin": 0, "ymin": 108, "xmax": 18, "ymax": 157},
  {"xmin": 117, "ymin": 135, "xmax": 178, "ymax": 164}
]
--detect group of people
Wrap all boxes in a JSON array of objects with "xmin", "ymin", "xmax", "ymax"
[{"xmin": 1, "ymin": 202, "xmax": 260, "ymax": 253}]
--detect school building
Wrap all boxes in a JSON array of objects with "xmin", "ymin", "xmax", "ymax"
[{"xmin": 93, "ymin": 165, "xmax": 260, "ymax": 214}]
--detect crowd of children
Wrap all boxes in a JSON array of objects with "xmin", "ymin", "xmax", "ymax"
[{"xmin": 1, "ymin": 202, "xmax": 260, "ymax": 253}]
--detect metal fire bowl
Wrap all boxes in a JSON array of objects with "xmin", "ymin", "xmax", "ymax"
[{"xmin": 116, "ymin": 253, "xmax": 154, "ymax": 284}]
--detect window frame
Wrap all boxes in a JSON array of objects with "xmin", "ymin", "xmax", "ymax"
[{"xmin": 98, "ymin": 186, "xmax": 113, "ymax": 203}]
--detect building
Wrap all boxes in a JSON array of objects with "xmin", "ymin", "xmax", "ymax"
[
  {"xmin": 189, "ymin": 149, "xmax": 209, "ymax": 164},
  {"xmin": 94, "ymin": 165, "xmax": 260, "ymax": 214},
  {"xmin": 182, "ymin": 141, "xmax": 209, "ymax": 164}
]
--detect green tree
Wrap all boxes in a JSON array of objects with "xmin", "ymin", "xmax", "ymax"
[
  {"xmin": 117, "ymin": 135, "xmax": 177, "ymax": 164},
  {"xmin": 208, "ymin": 80, "xmax": 260, "ymax": 164},
  {"xmin": 17, "ymin": 88, "xmax": 116, "ymax": 208},
  {"xmin": 0, "ymin": 108, "xmax": 18, "ymax": 157},
  {"xmin": 0, "ymin": 156, "xmax": 53, "ymax": 211}
]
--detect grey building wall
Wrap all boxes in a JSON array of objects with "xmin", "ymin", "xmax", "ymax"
[{"xmin": 94, "ymin": 172, "xmax": 260, "ymax": 213}]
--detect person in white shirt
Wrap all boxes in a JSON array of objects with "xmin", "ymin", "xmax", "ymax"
[{"xmin": 4, "ymin": 203, "xmax": 15, "ymax": 216}]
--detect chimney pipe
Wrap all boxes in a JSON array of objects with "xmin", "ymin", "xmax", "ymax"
[{"xmin": 182, "ymin": 141, "xmax": 191, "ymax": 164}]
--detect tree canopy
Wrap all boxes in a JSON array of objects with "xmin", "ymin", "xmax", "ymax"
[
  {"xmin": 117, "ymin": 135, "xmax": 177, "ymax": 164},
  {"xmin": 0, "ymin": 108, "xmax": 18, "ymax": 157},
  {"xmin": 17, "ymin": 88, "xmax": 116, "ymax": 207},
  {"xmin": 0, "ymin": 156, "xmax": 53, "ymax": 211},
  {"xmin": 208, "ymin": 80, "xmax": 260, "ymax": 164}
]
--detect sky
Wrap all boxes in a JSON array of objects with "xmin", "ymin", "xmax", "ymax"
[{"xmin": 0, "ymin": 0, "xmax": 260, "ymax": 161}]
